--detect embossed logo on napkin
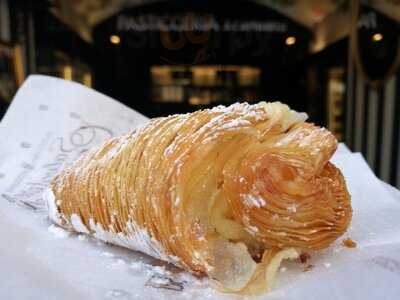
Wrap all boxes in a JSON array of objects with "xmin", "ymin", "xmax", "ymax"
[
  {"xmin": 1, "ymin": 120, "xmax": 113, "ymax": 210},
  {"xmin": 370, "ymin": 256, "xmax": 400, "ymax": 275}
]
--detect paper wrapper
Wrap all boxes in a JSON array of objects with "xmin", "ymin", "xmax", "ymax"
[{"xmin": 1, "ymin": 75, "xmax": 400, "ymax": 299}]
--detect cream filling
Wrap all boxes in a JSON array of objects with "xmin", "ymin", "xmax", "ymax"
[{"xmin": 209, "ymin": 192, "xmax": 299, "ymax": 293}]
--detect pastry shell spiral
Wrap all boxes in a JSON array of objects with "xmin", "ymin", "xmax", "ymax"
[{"xmin": 46, "ymin": 102, "xmax": 352, "ymax": 293}]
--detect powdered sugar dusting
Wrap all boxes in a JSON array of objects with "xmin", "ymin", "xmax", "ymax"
[
  {"xmin": 245, "ymin": 225, "xmax": 259, "ymax": 235},
  {"xmin": 287, "ymin": 204, "xmax": 298, "ymax": 213},
  {"xmin": 101, "ymin": 251, "xmax": 114, "ymax": 258},
  {"xmin": 48, "ymin": 224, "xmax": 69, "ymax": 238},
  {"xmin": 70, "ymin": 214, "xmax": 90, "ymax": 234},
  {"xmin": 218, "ymin": 119, "xmax": 252, "ymax": 130},
  {"xmin": 242, "ymin": 194, "xmax": 266, "ymax": 208},
  {"xmin": 86, "ymin": 218, "xmax": 180, "ymax": 266},
  {"xmin": 323, "ymin": 262, "xmax": 331, "ymax": 268},
  {"xmin": 242, "ymin": 214, "xmax": 259, "ymax": 235},
  {"xmin": 45, "ymin": 188, "xmax": 62, "ymax": 224},
  {"xmin": 199, "ymin": 101, "xmax": 307, "ymax": 146},
  {"xmin": 45, "ymin": 184, "xmax": 182, "ymax": 267}
]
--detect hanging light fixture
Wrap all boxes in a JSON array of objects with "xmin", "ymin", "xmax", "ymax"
[
  {"xmin": 110, "ymin": 35, "xmax": 121, "ymax": 45},
  {"xmin": 285, "ymin": 36, "xmax": 296, "ymax": 46},
  {"xmin": 371, "ymin": 33, "xmax": 383, "ymax": 42}
]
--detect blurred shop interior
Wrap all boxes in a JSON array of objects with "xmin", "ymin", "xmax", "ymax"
[{"xmin": 0, "ymin": 0, "xmax": 400, "ymax": 185}]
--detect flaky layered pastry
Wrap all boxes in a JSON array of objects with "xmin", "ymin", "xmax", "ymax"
[{"xmin": 46, "ymin": 102, "xmax": 352, "ymax": 294}]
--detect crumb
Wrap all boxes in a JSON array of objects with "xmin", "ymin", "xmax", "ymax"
[
  {"xmin": 101, "ymin": 252, "xmax": 114, "ymax": 258},
  {"xmin": 114, "ymin": 259, "xmax": 125, "ymax": 265},
  {"xmin": 251, "ymin": 251, "xmax": 263, "ymax": 263},
  {"xmin": 323, "ymin": 262, "xmax": 331, "ymax": 268},
  {"xmin": 333, "ymin": 247, "xmax": 342, "ymax": 253},
  {"xmin": 280, "ymin": 267, "xmax": 287, "ymax": 273},
  {"xmin": 287, "ymin": 204, "xmax": 297, "ymax": 213},
  {"xmin": 130, "ymin": 261, "xmax": 145, "ymax": 271},
  {"xmin": 342, "ymin": 238, "xmax": 357, "ymax": 248},
  {"xmin": 153, "ymin": 265, "xmax": 166, "ymax": 274},
  {"xmin": 303, "ymin": 264, "xmax": 314, "ymax": 272},
  {"xmin": 299, "ymin": 252, "xmax": 311, "ymax": 264},
  {"xmin": 48, "ymin": 225, "xmax": 69, "ymax": 239}
]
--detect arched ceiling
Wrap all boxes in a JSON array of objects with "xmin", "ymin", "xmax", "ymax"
[
  {"xmin": 50, "ymin": 0, "xmax": 399, "ymax": 50},
  {"xmin": 49, "ymin": 0, "xmax": 341, "ymax": 42}
]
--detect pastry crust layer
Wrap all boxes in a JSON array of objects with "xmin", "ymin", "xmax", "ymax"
[{"xmin": 47, "ymin": 102, "xmax": 351, "ymax": 293}]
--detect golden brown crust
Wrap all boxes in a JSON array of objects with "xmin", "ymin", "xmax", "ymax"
[
  {"xmin": 223, "ymin": 123, "xmax": 352, "ymax": 250},
  {"xmin": 48, "ymin": 102, "xmax": 352, "ymax": 292}
]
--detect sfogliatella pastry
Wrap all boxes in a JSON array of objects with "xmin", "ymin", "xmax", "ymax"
[{"xmin": 45, "ymin": 102, "xmax": 352, "ymax": 294}]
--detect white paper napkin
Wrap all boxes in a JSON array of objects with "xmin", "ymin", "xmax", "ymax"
[{"xmin": 1, "ymin": 76, "xmax": 399, "ymax": 300}]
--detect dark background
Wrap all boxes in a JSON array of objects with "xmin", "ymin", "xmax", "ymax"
[{"xmin": 1, "ymin": 0, "xmax": 400, "ymax": 187}]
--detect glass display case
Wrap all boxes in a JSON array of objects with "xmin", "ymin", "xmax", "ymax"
[
  {"xmin": 151, "ymin": 65, "xmax": 261, "ymax": 106},
  {"xmin": 37, "ymin": 51, "xmax": 92, "ymax": 87}
]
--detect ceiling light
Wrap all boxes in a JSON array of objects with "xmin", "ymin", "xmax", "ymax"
[
  {"xmin": 110, "ymin": 35, "xmax": 121, "ymax": 45},
  {"xmin": 372, "ymin": 33, "xmax": 383, "ymax": 42},
  {"xmin": 285, "ymin": 36, "xmax": 296, "ymax": 46}
]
